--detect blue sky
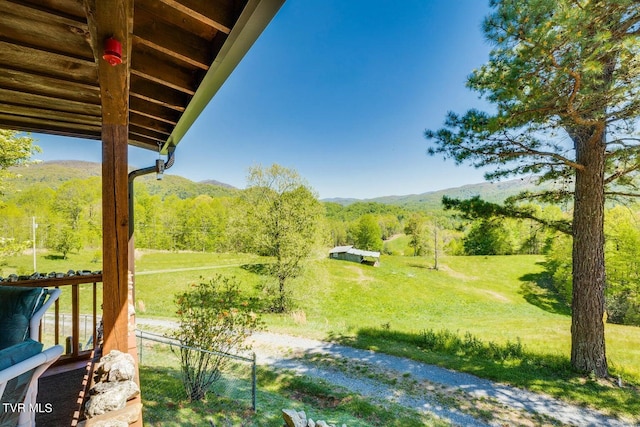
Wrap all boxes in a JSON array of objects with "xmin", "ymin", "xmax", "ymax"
[{"xmin": 33, "ymin": 0, "xmax": 494, "ymax": 199}]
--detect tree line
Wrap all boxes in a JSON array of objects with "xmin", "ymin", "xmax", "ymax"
[{"xmin": 1, "ymin": 160, "xmax": 639, "ymax": 326}]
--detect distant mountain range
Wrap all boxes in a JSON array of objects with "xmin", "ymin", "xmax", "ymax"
[
  {"xmin": 324, "ymin": 176, "xmax": 547, "ymax": 209},
  {"xmin": 7, "ymin": 160, "xmax": 237, "ymax": 200},
  {"xmin": 8, "ymin": 160, "xmax": 545, "ymax": 209}
]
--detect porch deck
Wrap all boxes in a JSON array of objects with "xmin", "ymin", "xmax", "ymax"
[{"xmin": 36, "ymin": 361, "xmax": 90, "ymax": 426}]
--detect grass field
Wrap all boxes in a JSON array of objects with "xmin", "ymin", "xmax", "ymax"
[{"xmin": 3, "ymin": 247, "xmax": 640, "ymax": 421}]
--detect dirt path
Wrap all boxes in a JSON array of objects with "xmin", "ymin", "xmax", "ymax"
[
  {"xmin": 137, "ymin": 318, "xmax": 633, "ymax": 426},
  {"xmin": 135, "ymin": 264, "xmax": 242, "ymax": 275}
]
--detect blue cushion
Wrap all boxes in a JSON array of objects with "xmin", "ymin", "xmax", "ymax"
[
  {"xmin": 0, "ymin": 339, "xmax": 44, "ymax": 371},
  {"xmin": 0, "ymin": 286, "xmax": 48, "ymax": 349}
]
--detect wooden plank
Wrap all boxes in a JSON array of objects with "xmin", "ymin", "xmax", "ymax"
[
  {"xmin": 130, "ymin": 112, "xmax": 173, "ymax": 134},
  {"xmin": 5, "ymin": 269, "xmax": 102, "ymax": 295},
  {"xmin": 133, "ymin": 7, "xmax": 212, "ymax": 69},
  {"xmin": 72, "ymin": 284, "xmax": 80, "ymax": 357},
  {"xmin": 55, "ymin": 293, "xmax": 60, "ymax": 346},
  {"xmin": 0, "ymin": 41, "xmax": 96, "ymax": 82},
  {"xmin": 137, "ymin": 0, "xmax": 224, "ymax": 38},
  {"xmin": 129, "ymin": 97, "xmax": 180, "ymax": 124},
  {"xmin": 128, "ymin": 133, "xmax": 167, "ymax": 150},
  {"xmin": 0, "ymin": 7, "xmax": 93, "ymax": 61},
  {"xmin": 0, "ymin": 102, "xmax": 101, "ymax": 126},
  {"xmin": 0, "ymin": 88, "xmax": 101, "ymax": 116},
  {"xmin": 2, "ymin": 0, "xmax": 87, "ymax": 28},
  {"xmin": 130, "ymin": 124, "xmax": 169, "ymax": 142},
  {"xmin": 130, "ymin": 75, "xmax": 189, "ymax": 111},
  {"xmin": 0, "ymin": 68, "xmax": 100, "ymax": 105},
  {"xmin": 93, "ymin": 282, "xmax": 98, "ymax": 353},
  {"xmin": 0, "ymin": 116, "xmax": 101, "ymax": 140},
  {"xmin": 131, "ymin": 48, "xmax": 197, "ymax": 95},
  {"xmin": 12, "ymin": 0, "xmax": 88, "ymax": 22},
  {"xmin": 158, "ymin": 0, "xmax": 235, "ymax": 34}
]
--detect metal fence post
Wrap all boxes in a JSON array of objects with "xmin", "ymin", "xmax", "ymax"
[
  {"xmin": 138, "ymin": 332, "xmax": 143, "ymax": 363},
  {"xmin": 251, "ymin": 352, "xmax": 257, "ymax": 412}
]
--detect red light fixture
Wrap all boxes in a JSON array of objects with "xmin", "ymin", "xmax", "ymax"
[{"xmin": 103, "ymin": 37, "xmax": 122, "ymax": 66}]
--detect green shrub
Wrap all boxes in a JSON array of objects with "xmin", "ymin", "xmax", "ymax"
[{"xmin": 173, "ymin": 275, "xmax": 263, "ymax": 401}]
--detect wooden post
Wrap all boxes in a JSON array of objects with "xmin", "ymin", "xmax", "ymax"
[
  {"xmin": 85, "ymin": 0, "xmax": 134, "ymax": 354},
  {"xmin": 102, "ymin": 123, "xmax": 130, "ymax": 354}
]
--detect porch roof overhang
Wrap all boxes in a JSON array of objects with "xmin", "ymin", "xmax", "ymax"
[{"xmin": 0, "ymin": 0, "xmax": 284, "ymax": 153}]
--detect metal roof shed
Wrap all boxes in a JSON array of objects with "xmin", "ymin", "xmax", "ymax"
[{"xmin": 329, "ymin": 245, "xmax": 381, "ymax": 266}]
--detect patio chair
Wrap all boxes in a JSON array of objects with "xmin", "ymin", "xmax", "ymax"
[
  {"xmin": 0, "ymin": 286, "xmax": 61, "ymax": 350},
  {"xmin": 0, "ymin": 340, "xmax": 64, "ymax": 427}
]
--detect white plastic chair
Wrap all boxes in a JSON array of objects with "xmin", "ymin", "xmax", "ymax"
[
  {"xmin": 29, "ymin": 288, "xmax": 61, "ymax": 341},
  {"xmin": 0, "ymin": 345, "xmax": 63, "ymax": 427}
]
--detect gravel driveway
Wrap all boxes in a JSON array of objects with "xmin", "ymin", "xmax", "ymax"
[{"xmin": 137, "ymin": 318, "xmax": 634, "ymax": 427}]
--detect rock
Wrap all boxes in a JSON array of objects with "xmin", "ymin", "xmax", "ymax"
[
  {"xmin": 82, "ymin": 403, "xmax": 142, "ymax": 425},
  {"xmin": 95, "ymin": 350, "xmax": 136, "ymax": 382},
  {"xmin": 282, "ymin": 409, "xmax": 306, "ymax": 427},
  {"xmin": 128, "ymin": 302, "xmax": 135, "ymax": 317},
  {"xmin": 91, "ymin": 420, "xmax": 129, "ymax": 427},
  {"xmin": 100, "ymin": 350, "xmax": 135, "ymax": 367},
  {"xmin": 107, "ymin": 361, "xmax": 135, "ymax": 382},
  {"xmin": 84, "ymin": 387, "xmax": 129, "ymax": 418},
  {"xmin": 283, "ymin": 407, "xmax": 344, "ymax": 427},
  {"xmin": 90, "ymin": 379, "xmax": 140, "ymax": 401}
]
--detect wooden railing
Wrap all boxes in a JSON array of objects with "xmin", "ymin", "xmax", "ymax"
[{"xmin": 6, "ymin": 274, "xmax": 103, "ymax": 363}]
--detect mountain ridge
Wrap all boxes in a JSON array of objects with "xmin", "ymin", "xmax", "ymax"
[
  {"xmin": 8, "ymin": 160, "xmax": 542, "ymax": 208},
  {"xmin": 7, "ymin": 160, "xmax": 237, "ymax": 199}
]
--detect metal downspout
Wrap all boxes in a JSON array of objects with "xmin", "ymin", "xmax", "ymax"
[{"xmin": 128, "ymin": 147, "xmax": 175, "ymax": 238}]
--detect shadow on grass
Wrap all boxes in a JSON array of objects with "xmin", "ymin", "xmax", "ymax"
[
  {"xmin": 407, "ymin": 262, "xmax": 431, "ymax": 269},
  {"xmin": 328, "ymin": 327, "xmax": 640, "ymax": 421},
  {"xmin": 45, "ymin": 254, "xmax": 66, "ymax": 260},
  {"xmin": 518, "ymin": 263, "xmax": 570, "ymax": 316},
  {"xmin": 241, "ymin": 263, "xmax": 271, "ymax": 276}
]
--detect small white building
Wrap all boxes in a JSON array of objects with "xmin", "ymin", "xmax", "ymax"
[{"xmin": 329, "ymin": 245, "xmax": 380, "ymax": 266}]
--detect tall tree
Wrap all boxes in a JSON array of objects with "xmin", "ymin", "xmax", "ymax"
[
  {"xmin": 464, "ymin": 219, "xmax": 512, "ymax": 255},
  {"xmin": 425, "ymin": 0, "xmax": 640, "ymax": 376},
  {"xmin": 404, "ymin": 213, "xmax": 428, "ymax": 256},
  {"xmin": 352, "ymin": 214, "xmax": 383, "ymax": 252},
  {"xmin": 234, "ymin": 164, "xmax": 323, "ymax": 313},
  {"xmin": 0, "ymin": 130, "xmax": 39, "ymax": 264},
  {"xmin": 0, "ymin": 130, "xmax": 40, "ymax": 195}
]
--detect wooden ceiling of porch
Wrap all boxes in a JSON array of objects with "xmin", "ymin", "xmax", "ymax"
[{"xmin": 0, "ymin": 0, "xmax": 282, "ymax": 152}]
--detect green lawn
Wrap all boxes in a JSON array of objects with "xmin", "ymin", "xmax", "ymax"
[
  {"xmin": 134, "ymin": 250, "xmax": 640, "ymax": 420},
  {"xmin": 3, "ymin": 248, "xmax": 640, "ymax": 421}
]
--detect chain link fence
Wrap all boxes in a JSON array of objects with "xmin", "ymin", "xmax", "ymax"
[
  {"xmin": 136, "ymin": 329, "xmax": 257, "ymax": 423},
  {"xmin": 41, "ymin": 312, "xmax": 98, "ymax": 350}
]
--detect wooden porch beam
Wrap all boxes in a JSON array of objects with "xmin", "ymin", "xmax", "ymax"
[{"xmin": 85, "ymin": 0, "xmax": 134, "ymax": 355}]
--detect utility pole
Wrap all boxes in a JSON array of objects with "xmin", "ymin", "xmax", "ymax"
[{"xmin": 32, "ymin": 216, "xmax": 38, "ymax": 272}]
